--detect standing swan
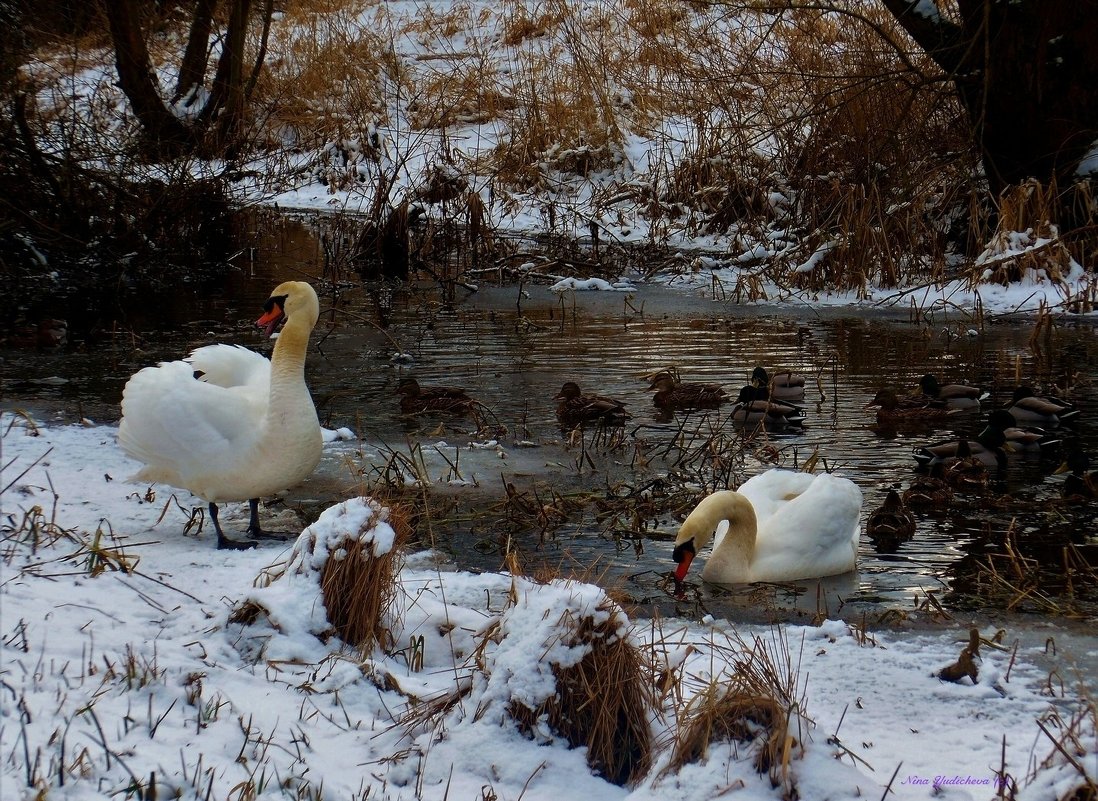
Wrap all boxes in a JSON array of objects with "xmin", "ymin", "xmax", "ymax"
[
  {"xmin": 672, "ymin": 470, "xmax": 862, "ymax": 584},
  {"xmin": 118, "ymin": 281, "xmax": 323, "ymax": 549}
]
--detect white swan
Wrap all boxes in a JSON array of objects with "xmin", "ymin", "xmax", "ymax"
[
  {"xmin": 672, "ymin": 470, "xmax": 863, "ymax": 583},
  {"xmin": 118, "ymin": 281, "xmax": 323, "ymax": 549}
]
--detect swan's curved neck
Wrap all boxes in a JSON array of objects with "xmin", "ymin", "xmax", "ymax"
[
  {"xmin": 679, "ymin": 491, "xmax": 758, "ymax": 566},
  {"xmin": 269, "ymin": 317, "xmax": 312, "ymax": 404}
]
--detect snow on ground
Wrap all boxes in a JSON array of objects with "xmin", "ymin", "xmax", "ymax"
[{"xmin": 2, "ymin": 413, "xmax": 1095, "ymax": 801}]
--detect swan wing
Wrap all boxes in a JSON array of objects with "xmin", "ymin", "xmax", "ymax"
[
  {"xmin": 119, "ymin": 359, "xmax": 267, "ymax": 482},
  {"xmin": 746, "ymin": 472, "xmax": 863, "ymax": 581},
  {"xmin": 187, "ymin": 344, "xmax": 270, "ymax": 392},
  {"xmin": 737, "ymin": 469, "xmax": 817, "ymax": 523}
]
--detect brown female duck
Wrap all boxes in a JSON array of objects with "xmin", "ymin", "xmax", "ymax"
[
  {"xmin": 866, "ymin": 489, "xmax": 916, "ymax": 552},
  {"xmin": 396, "ymin": 378, "xmax": 476, "ymax": 415},
  {"xmin": 554, "ymin": 381, "xmax": 629, "ymax": 428},
  {"xmin": 935, "ymin": 440, "xmax": 991, "ymax": 492},
  {"xmin": 865, "ymin": 388, "xmax": 955, "ymax": 427},
  {"xmin": 902, "ymin": 476, "xmax": 953, "ymax": 509},
  {"xmin": 648, "ymin": 370, "xmax": 729, "ymax": 410}
]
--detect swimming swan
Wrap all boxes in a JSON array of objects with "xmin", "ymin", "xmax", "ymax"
[
  {"xmin": 672, "ymin": 470, "xmax": 862, "ymax": 584},
  {"xmin": 118, "ymin": 281, "xmax": 323, "ymax": 549}
]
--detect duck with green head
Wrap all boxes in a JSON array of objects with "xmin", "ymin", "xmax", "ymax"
[{"xmin": 918, "ymin": 374, "xmax": 988, "ymax": 410}]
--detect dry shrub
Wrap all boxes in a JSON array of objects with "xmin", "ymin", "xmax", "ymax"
[
  {"xmin": 671, "ymin": 689, "xmax": 787, "ymax": 773},
  {"xmin": 765, "ymin": 8, "xmax": 976, "ymax": 290},
  {"xmin": 1019, "ymin": 701, "xmax": 1098, "ymax": 801},
  {"xmin": 398, "ymin": 0, "xmax": 475, "ymax": 43},
  {"xmin": 231, "ymin": 498, "xmax": 410, "ymax": 654},
  {"xmin": 406, "ymin": 65, "xmax": 518, "ymax": 130},
  {"xmin": 486, "ymin": 579, "xmax": 654, "ymax": 786},
  {"xmin": 491, "ymin": 69, "xmax": 623, "ymax": 187},
  {"xmin": 256, "ymin": 9, "xmax": 394, "ymax": 145},
  {"xmin": 666, "ymin": 632, "xmax": 805, "ymax": 793},
  {"xmin": 499, "ymin": 2, "xmax": 563, "ymax": 46},
  {"xmin": 972, "ymin": 179, "xmax": 1079, "ymax": 288},
  {"xmin": 624, "ymin": 0, "xmax": 688, "ymax": 40}
]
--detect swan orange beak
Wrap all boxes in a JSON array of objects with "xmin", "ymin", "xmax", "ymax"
[
  {"xmin": 256, "ymin": 299, "xmax": 286, "ymax": 338},
  {"xmin": 672, "ymin": 539, "xmax": 696, "ymax": 581},
  {"xmin": 673, "ymin": 552, "xmax": 694, "ymax": 581}
]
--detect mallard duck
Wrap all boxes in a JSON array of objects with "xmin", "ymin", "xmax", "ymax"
[
  {"xmin": 672, "ymin": 469, "xmax": 862, "ymax": 583},
  {"xmin": 554, "ymin": 381, "xmax": 629, "ymax": 428},
  {"xmin": 936, "ymin": 440, "xmax": 990, "ymax": 491},
  {"xmin": 119, "ymin": 281, "xmax": 323, "ymax": 550},
  {"xmin": 902, "ymin": 475, "xmax": 953, "ymax": 509},
  {"xmin": 648, "ymin": 370, "xmax": 729, "ymax": 410},
  {"xmin": 1054, "ymin": 450, "xmax": 1097, "ymax": 500},
  {"xmin": 985, "ymin": 408, "xmax": 1061, "ymax": 457},
  {"xmin": 751, "ymin": 366, "xmax": 806, "ymax": 402},
  {"xmin": 918, "ymin": 374, "xmax": 988, "ymax": 409},
  {"xmin": 396, "ymin": 378, "xmax": 476, "ymax": 415},
  {"xmin": 865, "ymin": 388, "xmax": 955, "ymax": 427},
  {"xmin": 913, "ymin": 421, "xmax": 1011, "ymax": 471},
  {"xmin": 731, "ymin": 384, "xmax": 805, "ymax": 428},
  {"xmin": 1007, "ymin": 386, "xmax": 1080, "ymax": 426},
  {"xmin": 866, "ymin": 489, "xmax": 916, "ymax": 552}
]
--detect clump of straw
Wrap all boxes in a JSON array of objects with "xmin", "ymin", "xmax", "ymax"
[
  {"xmin": 478, "ymin": 577, "xmax": 654, "ymax": 786},
  {"xmin": 973, "ymin": 179, "xmax": 1078, "ymax": 287},
  {"xmin": 230, "ymin": 497, "xmax": 408, "ymax": 654},
  {"xmin": 666, "ymin": 632, "xmax": 805, "ymax": 793}
]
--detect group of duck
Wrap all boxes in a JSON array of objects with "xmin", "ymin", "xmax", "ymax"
[
  {"xmin": 863, "ymin": 374, "xmax": 1092, "ymax": 552},
  {"xmin": 396, "ymin": 364, "xmax": 1094, "ymax": 529},
  {"xmin": 395, "ymin": 365, "xmax": 808, "ymax": 430}
]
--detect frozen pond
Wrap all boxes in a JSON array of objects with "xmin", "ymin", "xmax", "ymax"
[{"xmin": 6, "ymin": 260, "xmax": 1098, "ymax": 625}]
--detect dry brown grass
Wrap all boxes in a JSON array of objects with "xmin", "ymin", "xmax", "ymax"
[
  {"xmin": 482, "ymin": 577, "xmax": 655, "ymax": 786},
  {"xmin": 971, "ymin": 522, "xmax": 1098, "ymax": 616},
  {"xmin": 672, "ymin": 690, "xmax": 788, "ymax": 773},
  {"xmin": 665, "ymin": 631, "xmax": 806, "ymax": 794},
  {"xmin": 256, "ymin": 10, "xmax": 396, "ymax": 149},
  {"xmin": 232, "ymin": 498, "xmax": 410, "ymax": 654},
  {"xmin": 972, "ymin": 179, "xmax": 1079, "ymax": 289},
  {"xmin": 507, "ymin": 606, "xmax": 653, "ymax": 785},
  {"xmin": 498, "ymin": 0, "xmax": 564, "ymax": 46}
]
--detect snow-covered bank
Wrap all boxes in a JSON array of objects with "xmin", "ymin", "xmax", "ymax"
[{"xmin": 2, "ymin": 413, "xmax": 1096, "ymax": 801}]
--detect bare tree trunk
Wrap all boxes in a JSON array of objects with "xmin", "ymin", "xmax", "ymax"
[
  {"xmin": 105, "ymin": 0, "xmax": 270, "ymax": 158},
  {"xmin": 174, "ymin": 0, "xmax": 219, "ymax": 105},
  {"xmin": 244, "ymin": 0, "xmax": 276, "ymax": 101},
  {"xmin": 197, "ymin": 0, "xmax": 253, "ymax": 149},
  {"xmin": 104, "ymin": 0, "xmax": 191, "ymax": 150},
  {"xmin": 881, "ymin": 0, "xmax": 1098, "ymax": 196}
]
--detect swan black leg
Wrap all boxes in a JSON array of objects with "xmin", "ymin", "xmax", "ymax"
[
  {"xmin": 246, "ymin": 498, "xmax": 294, "ymax": 540},
  {"xmin": 210, "ymin": 502, "xmax": 258, "ymax": 550},
  {"xmin": 246, "ymin": 498, "xmax": 263, "ymax": 536}
]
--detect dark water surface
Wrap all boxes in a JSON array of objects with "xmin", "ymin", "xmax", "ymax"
[{"xmin": 5, "ymin": 225, "xmax": 1098, "ymax": 626}]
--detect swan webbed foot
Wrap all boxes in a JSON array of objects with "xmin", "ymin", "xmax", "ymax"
[
  {"xmin": 246, "ymin": 526, "xmax": 295, "ymax": 541},
  {"xmin": 217, "ymin": 534, "xmax": 259, "ymax": 550},
  {"xmin": 210, "ymin": 502, "xmax": 258, "ymax": 550}
]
